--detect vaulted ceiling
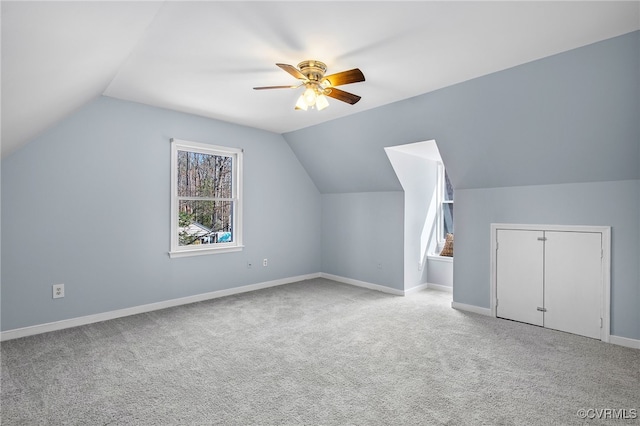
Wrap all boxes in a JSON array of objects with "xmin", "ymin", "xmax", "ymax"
[{"xmin": 2, "ymin": 1, "xmax": 639, "ymax": 158}]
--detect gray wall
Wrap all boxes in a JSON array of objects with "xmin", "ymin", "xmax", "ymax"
[
  {"xmin": 286, "ymin": 31, "xmax": 639, "ymax": 339},
  {"xmin": 321, "ymin": 192, "xmax": 404, "ymax": 290},
  {"xmin": 3, "ymin": 31, "xmax": 638, "ymax": 340},
  {"xmin": 1, "ymin": 96, "xmax": 322, "ymax": 331},
  {"xmin": 455, "ymin": 180, "xmax": 639, "ymax": 339}
]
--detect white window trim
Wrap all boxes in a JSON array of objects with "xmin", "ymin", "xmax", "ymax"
[
  {"xmin": 436, "ymin": 162, "xmax": 453, "ymax": 246},
  {"xmin": 169, "ymin": 138, "xmax": 244, "ymax": 258}
]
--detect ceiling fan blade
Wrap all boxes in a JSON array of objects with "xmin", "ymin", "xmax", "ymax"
[
  {"xmin": 276, "ymin": 63, "xmax": 307, "ymax": 80},
  {"xmin": 325, "ymin": 87, "xmax": 361, "ymax": 105},
  {"xmin": 253, "ymin": 85, "xmax": 299, "ymax": 90},
  {"xmin": 322, "ymin": 68, "xmax": 365, "ymax": 87}
]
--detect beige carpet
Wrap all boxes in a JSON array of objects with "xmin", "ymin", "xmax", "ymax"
[{"xmin": 2, "ymin": 278, "xmax": 639, "ymax": 425}]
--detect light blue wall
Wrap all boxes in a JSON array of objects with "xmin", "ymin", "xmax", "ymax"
[
  {"xmin": 3, "ymin": 31, "xmax": 638, "ymax": 340},
  {"xmin": 321, "ymin": 192, "xmax": 404, "ymax": 290},
  {"xmin": 455, "ymin": 180, "xmax": 640, "ymax": 339},
  {"xmin": 435, "ymin": 31, "xmax": 639, "ymax": 189},
  {"xmin": 286, "ymin": 31, "xmax": 639, "ymax": 339},
  {"xmin": 1, "ymin": 96, "xmax": 321, "ymax": 331}
]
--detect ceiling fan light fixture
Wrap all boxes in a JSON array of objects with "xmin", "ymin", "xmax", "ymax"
[
  {"xmin": 303, "ymin": 86, "xmax": 317, "ymax": 106},
  {"xmin": 295, "ymin": 94, "xmax": 309, "ymax": 110},
  {"xmin": 315, "ymin": 93, "xmax": 329, "ymax": 111}
]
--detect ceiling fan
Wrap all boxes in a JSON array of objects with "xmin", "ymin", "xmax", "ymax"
[{"xmin": 253, "ymin": 60, "xmax": 365, "ymax": 111}]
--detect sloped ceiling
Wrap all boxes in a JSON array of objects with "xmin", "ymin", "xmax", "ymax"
[
  {"xmin": 284, "ymin": 31, "xmax": 640, "ymax": 192},
  {"xmin": 2, "ymin": 1, "xmax": 639, "ymax": 158},
  {"xmin": 1, "ymin": 1, "xmax": 164, "ymax": 158}
]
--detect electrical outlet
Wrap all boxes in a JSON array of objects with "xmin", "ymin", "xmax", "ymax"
[
  {"xmin": 263, "ymin": 258, "xmax": 268, "ymax": 267},
  {"xmin": 247, "ymin": 261, "xmax": 253, "ymax": 269},
  {"xmin": 52, "ymin": 284, "xmax": 64, "ymax": 299}
]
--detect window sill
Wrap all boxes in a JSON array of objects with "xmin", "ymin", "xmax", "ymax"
[
  {"xmin": 427, "ymin": 254, "xmax": 453, "ymax": 263},
  {"xmin": 169, "ymin": 245, "xmax": 244, "ymax": 258}
]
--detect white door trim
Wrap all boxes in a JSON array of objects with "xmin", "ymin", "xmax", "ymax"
[{"xmin": 490, "ymin": 223, "xmax": 611, "ymax": 343}]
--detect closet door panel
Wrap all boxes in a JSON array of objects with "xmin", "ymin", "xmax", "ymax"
[
  {"xmin": 496, "ymin": 229, "xmax": 544, "ymax": 326},
  {"xmin": 544, "ymin": 231, "xmax": 602, "ymax": 339}
]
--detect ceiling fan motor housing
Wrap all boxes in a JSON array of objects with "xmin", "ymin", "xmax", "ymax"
[{"xmin": 298, "ymin": 60, "xmax": 327, "ymax": 82}]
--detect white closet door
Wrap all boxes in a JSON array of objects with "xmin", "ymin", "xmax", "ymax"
[
  {"xmin": 496, "ymin": 229, "xmax": 544, "ymax": 326},
  {"xmin": 544, "ymin": 231, "xmax": 602, "ymax": 339}
]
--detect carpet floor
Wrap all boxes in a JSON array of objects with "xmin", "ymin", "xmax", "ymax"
[{"xmin": 1, "ymin": 278, "xmax": 639, "ymax": 425}]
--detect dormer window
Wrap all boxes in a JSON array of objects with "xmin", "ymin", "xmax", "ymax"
[{"xmin": 437, "ymin": 162, "xmax": 454, "ymax": 244}]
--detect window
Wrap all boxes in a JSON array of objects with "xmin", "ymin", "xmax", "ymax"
[
  {"xmin": 437, "ymin": 162, "xmax": 454, "ymax": 244},
  {"xmin": 170, "ymin": 139, "xmax": 243, "ymax": 258}
]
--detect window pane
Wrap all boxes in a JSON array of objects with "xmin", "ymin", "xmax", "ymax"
[
  {"xmin": 444, "ymin": 170, "xmax": 454, "ymax": 201},
  {"xmin": 178, "ymin": 200, "xmax": 233, "ymax": 246},
  {"xmin": 177, "ymin": 151, "xmax": 232, "ymax": 198},
  {"xmin": 443, "ymin": 203, "xmax": 454, "ymax": 235}
]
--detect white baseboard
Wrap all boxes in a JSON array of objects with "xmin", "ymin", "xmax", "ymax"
[
  {"xmin": 426, "ymin": 283, "xmax": 453, "ymax": 293},
  {"xmin": 319, "ymin": 273, "xmax": 404, "ymax": 296},
  {"xmin": 0, "ymin": 273, "xmax": 321, "ymax": 342},
  {"xmin": 5, "ymin": 272, "xmax": 636, "ymax": 351},
  {"xmin": 405, "ymin": 283, "xmax": 431, "ymax": 295},
  {"xmin": 450, "ymin": 301, "xmax": 638, "ymax": 350},
  {"xmin": 609, "ymin": 335, "xmax": 640, "ymax": 350},
  {"xmin": 319, "ymin": 274, "xmax": 448, "ymax": 296},
  {"xmin": 451, "ymin": 301, "xmax": 492, "ymax": 316}
]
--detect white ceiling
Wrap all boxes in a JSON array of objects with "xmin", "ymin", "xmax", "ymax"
[{"xmin": 2, "ymin": 1, "xmax": 639, "ymax": 158}]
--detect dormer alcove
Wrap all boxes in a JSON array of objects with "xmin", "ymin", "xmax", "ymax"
[{"xmin": 385, "ymin": 140, "xmax": 454, "ymax": 292}]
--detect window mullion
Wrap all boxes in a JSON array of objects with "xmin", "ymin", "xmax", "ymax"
[{"xmin": 177, "ymin": 196, "xmax": 236, "ymax": 202}]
